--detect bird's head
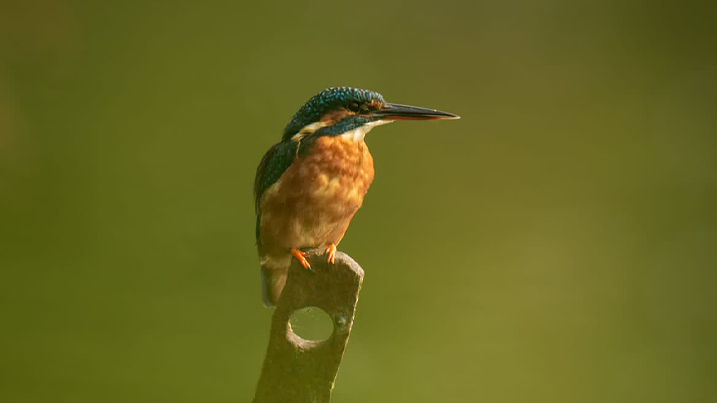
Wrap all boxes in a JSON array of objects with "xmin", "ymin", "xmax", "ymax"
[{"xmin": 282, "ymin": 87, "xmax": 459, "ymax": 142}]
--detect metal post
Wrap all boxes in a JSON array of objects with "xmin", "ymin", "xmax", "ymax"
[{"xmin": 253, "ymin": 249, "xmax": 364, "ymax": 403}]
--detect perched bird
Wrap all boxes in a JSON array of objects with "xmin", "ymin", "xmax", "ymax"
[{"xmin": 254, "ymin": 87, "xmax": 459, "ymax": 306}]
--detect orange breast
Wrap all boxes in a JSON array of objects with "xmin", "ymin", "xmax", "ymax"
[{"xmin": 258, "ymin": 136, "xmax": 374, "ymax": 254}]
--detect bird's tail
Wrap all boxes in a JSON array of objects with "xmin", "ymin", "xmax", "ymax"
[{"xmin": 260, "ymin": 265, "xmax": 288, "ymax": 307}]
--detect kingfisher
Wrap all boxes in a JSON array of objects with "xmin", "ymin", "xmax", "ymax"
[{"xmin": 254, "ymin": 87, "xmax": 459, "ymax": 306}]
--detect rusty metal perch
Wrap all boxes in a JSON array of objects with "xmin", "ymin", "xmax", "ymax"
[{"xmin": 253, "ymin": 249, "xmax": 365, "ymax": 403}]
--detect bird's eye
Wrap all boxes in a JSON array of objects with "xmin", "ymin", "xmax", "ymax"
[
  {"xmin": 359, "ymin": 104, "xmax": 370, "ymax": 114},
  {"xmin": 348, "ymin": 102, "xmax": 360, "ymax": 112}
]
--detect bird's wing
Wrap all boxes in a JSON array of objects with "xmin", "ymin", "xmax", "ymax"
[{"xmin": 254, "ymin": 140, "xmax": 298, "ymax": 242}]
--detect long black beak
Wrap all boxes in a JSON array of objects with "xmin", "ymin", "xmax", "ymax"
[{"xmin": 371, "ymin": 103, "xmax": 460, "ymax": 121}]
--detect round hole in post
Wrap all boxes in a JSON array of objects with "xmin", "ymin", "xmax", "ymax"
[
  {"xmin": 254, "ymin": 250, "xmax": 365, "ymax": 403},
  {"xmin": 288, "ymin": 306, "xmax": 334, "ymax": 341}
]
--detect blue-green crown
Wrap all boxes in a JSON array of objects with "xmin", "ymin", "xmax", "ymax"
[{"xmin": 282, "ymin": 87, "xmax": 385, "ymax": 141}]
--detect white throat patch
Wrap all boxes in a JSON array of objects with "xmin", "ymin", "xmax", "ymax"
[{"xmin": 340, "ymin": 120, "xmax": 392, "ymax": 142}]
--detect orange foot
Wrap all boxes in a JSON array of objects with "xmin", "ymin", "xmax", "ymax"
[
  {"xmin": 325, "ymin": 244, "xmax": 336, "ymax": 264},
  {"xmin": 290, "ymin": 248, "xmax": 311, "ymax": 270}
]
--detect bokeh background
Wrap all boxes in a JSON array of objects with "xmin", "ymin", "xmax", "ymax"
[{"xmin": 1, "ymin": 0, "xmax": 716, "ymax": 402}]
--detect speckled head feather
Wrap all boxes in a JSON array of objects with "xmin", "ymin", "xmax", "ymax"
[{"xmin": 282, "ymin": 87, "xmax": 385, "ymax": 141}]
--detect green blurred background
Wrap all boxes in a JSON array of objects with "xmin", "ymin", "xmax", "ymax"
[{"xmin": 1, "ymin": 0, "xmax": 716, "ymax": 402}]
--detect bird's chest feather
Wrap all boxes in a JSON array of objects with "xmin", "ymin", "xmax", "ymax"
[
  {"xmin": 297, "ymin": 136, "xmax": 374, "ymax": 208},
  {"xmin": 259, "ymin": 136, "xmax": 374, "ymax": 249}
]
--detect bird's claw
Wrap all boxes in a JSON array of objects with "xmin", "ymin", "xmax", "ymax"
[
  {"xmin": 325, "ymin": 244, "xmax": 336, "ymax": 265},
  {"xmin": 290, "ymin": 248, "xmax": 311, "ymax": 270}
]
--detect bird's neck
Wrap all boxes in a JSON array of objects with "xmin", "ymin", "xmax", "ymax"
[{"xmin": 338, "ymin": 119, "xmax": 391, "ymax": 142}]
